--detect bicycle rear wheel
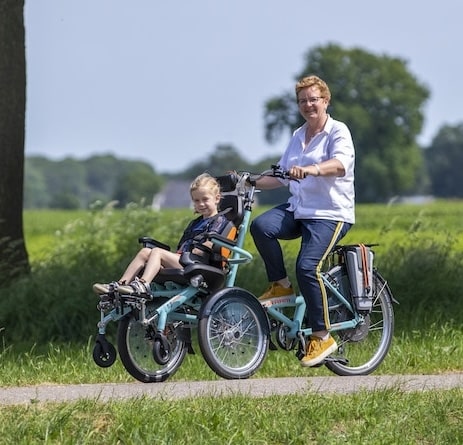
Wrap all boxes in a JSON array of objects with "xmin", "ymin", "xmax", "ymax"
[
  {"xmin": 325, "ymin": 268, "xmax": 394, "ymax": 376},
  {"xmin": 198, "ymin": 287, "xmax": 269, "ymax": 379},
  {"xmin": 117, "ymin": 298, "xmax": 187, "ymax": 383}
]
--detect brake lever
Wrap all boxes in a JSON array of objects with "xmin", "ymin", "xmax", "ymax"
[{"xmin": 269, "ymin": 165, "xmax": 299, "ymax": 182}]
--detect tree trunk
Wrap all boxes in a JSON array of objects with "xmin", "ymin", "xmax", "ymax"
[{"xmin": 0, "ymin": 0, "xmax": 29, "ymax": 280}]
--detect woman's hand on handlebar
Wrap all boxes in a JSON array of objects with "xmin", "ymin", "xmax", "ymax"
[
  {"xmin": 288, "ymin": 165, "xmax": 308, "ymax": 180},
  {"xmin": 228, "ymin": 165, "xmax": 297, "ymax": 189}
]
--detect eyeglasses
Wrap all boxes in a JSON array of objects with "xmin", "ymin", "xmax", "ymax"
[{"xmin": 297, "ymin": 96, "xmax": 323, "ymax": 106}]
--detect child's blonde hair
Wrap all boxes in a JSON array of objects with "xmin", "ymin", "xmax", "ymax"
[{"xmin": 190, "ymin": 173, "xmax": 221, "ymax": 197}]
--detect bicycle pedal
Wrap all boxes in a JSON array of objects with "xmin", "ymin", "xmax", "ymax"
[
  {"xmin": 270, "ymin": 319, "xmax": 279, "ymax": 331},
  {"xmin": 323, "ymin": 356, "xmax": 349, "ymax": 365}
]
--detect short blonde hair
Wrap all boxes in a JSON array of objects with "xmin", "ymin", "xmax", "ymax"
[
  {"xmin": 190, "ymin": 173, "xmax": 221, "ymax": 197},
  {"xmin": 295, "ymin": 75, "xmax": 331, "ymax": 102}
]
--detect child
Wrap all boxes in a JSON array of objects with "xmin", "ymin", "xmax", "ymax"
[{"xmin": 93, "ymin": 173, "xmax": 229, "ymax": 296}]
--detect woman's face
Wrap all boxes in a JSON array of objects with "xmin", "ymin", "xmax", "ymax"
[
  {"xmin": 296, "ymin": 86, "xmax": 328, "ymax": 121},
  {"xmin": 191, "ymin": 187, "xmax": 220, "ymax": 218}
]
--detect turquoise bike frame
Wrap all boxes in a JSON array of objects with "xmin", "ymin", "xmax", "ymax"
[{"xmin": 260, "ymin": 273, "xmax": 362, "ymax": 339}]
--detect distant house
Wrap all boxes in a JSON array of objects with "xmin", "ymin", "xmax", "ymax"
[
  {"xmin": 389, "ymin": 195, "xmax": 435, "ymax": 205},
  {"xmin": 152, "ymin": 180, "xmax": 192, "ymax": 210}
]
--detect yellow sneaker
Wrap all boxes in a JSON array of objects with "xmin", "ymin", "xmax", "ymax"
[
  {"xmin": 258, "ymin": 283, "xmax": 294, "ymax": 300},
  {"xmin": 301, "ymin": 335, "xmax": 337, "ymax": 367}
]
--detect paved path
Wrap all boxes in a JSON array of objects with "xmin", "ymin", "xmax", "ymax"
[{"xmin": 1, "ymin": 374, "xmax": 463, "ymax": 406}]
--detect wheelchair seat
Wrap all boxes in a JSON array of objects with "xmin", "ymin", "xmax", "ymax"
[{"xmin": 153, "ymin": 261, "xmax": 226, "ymax": 291}]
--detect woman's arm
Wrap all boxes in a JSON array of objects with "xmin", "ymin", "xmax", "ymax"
[
  {"xmin": 255, "ymin": 175, "xmax": 285, "ymax": 190},
  {"xmin": 290, "ymin": 158, "xmax": 345, "ymax": 180}
]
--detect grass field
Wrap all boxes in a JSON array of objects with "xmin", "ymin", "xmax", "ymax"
[
  {"xmin": 1, "ymin": 388, "xmax": 462, "ymax": 444},
  {"xmin": 22, "ymin": 201, "xmax": 463, "ymax": 261},
  {"xmin": 0, "ymin": 202, "xmax": 461, "ymax": 444}
]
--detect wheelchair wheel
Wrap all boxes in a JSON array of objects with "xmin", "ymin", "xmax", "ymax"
[
  {"xmin": 325, "ymin": 268, "xmax": 395, "ymax": 376},
  {"xmin": 198, "ymin": 287, "xmax": 269, "ymax": 380},
  {"xmin": 117, "ymin": 298, "xmax": 187, "ymax": 383}
]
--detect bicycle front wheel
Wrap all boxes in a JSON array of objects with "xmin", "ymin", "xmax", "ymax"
[
  {"xmin": 326, "ymin": 269, "xmax": 395, "ymax": 376},
  {"xmin": 117, "ymin": 298, "xmax": 187, "ymax": 383},
  {"xmin": 198, "ymin": 288, "xmax": 269, "ymax": 380}
]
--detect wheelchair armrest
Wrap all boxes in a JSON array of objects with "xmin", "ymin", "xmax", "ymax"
[
  {"xmin": 138, "ymin": 236, "xmax": 171, "ymax": 251},
  {"xmin": 205, "ymin": 232, "xmax": 237, "ymax": 247}
]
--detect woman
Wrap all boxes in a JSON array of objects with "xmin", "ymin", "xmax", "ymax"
[{"xmin": 250, "ymin": 75, "xmax": 355, "ymax": 367}]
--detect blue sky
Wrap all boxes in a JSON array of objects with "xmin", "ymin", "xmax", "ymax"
[{"xmin": 24, "ymin": 0, "xmax": 463, "ymax": 173}]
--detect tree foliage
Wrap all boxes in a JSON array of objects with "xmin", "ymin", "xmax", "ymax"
[
  {"xmin": 425, "ymin": 123, "xmax": 463, "ymax": 197},
  {"xmin": 169, "ymin": 145, "xmax": 291, "ymax": 205},
  {"xmin": 263, "ymin": 43, "xmax": 430, "ymax": 202},
  {"xmin": 25, "ymin": 155, "xmax": 164, "ymax": 209},
  {"xmin": 179, "ymin": 144, "xmax": 253, "ymax": 179},
  {"xmin": 113, "ymin": 162, "xmax": 164, "ymax": 207}
]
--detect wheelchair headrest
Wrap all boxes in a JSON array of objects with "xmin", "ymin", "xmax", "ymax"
[
  {"xmin": 215, "ymin": 173, "xmax": 238, "ymax": 193},
  {"xmin": 220, "ymin": 193, "xmax": 244, "ymax": 227}
]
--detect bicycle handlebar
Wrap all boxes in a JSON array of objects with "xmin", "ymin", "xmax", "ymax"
[
  {"xmin": 217, "ymin": 165, "xmax": 294, "ymax": 195},
  {"xmin": 247, "ymin": 164, "xmax": 293, "ymax": 184}
]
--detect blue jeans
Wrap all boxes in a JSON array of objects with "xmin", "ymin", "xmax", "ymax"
[{"xmin": 250, "ymin": 203, "xmax": 352, "ymax": 331}]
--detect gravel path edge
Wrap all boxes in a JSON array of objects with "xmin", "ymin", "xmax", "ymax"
[{"xmin": 1, "ymin": 373, "xmax": 463, "ymax": 406}]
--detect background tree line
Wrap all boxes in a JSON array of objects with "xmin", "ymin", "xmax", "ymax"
[
  {"xmin": 24, "ymin": 119, "xmax": 463, "ymax": 209},
  {"xmin": 25, "ymin": 154, "xmax": 165, "ymax": 209},
  {"xmin": 24, "ymin": 145, "xmax": 290, "ymax": 209}
]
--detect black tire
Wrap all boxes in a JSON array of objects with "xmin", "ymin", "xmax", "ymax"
[
  {"xmin": 93, "ymin": 341, "xmax": 117, "ymax": 368},
  {"xmin": 117, "ymin": 298, "xmax": 187, "ymax": 383},
  {"xmin": 198, "ymin": 288, "xmax": 269, "ymax": 380},
  {"xmin": 325, "ymin": 267, "xmax": 395, "ymax": 376}
]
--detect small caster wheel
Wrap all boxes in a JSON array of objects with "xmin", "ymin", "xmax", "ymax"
[{"xmin": 93, "ymin": 341, "xmax": 117, "ymax": 367}]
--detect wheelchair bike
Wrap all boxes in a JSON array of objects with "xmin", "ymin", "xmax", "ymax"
[
  {"xmin": 92, "ymin": 166, "xmax": 396, "ymax": 381},
  {"xmin": 92, "ymin": 171, "xmax": 270, "ymax": 382}
]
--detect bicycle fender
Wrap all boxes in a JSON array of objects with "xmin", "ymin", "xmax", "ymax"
[
  {"xmin": 198, "ymin": 286, "xmax": 271, "ymax": 334},
  {"xmin": 375, "ymin": 271, "xmax": 400, "ymax": 305}
]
